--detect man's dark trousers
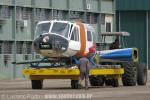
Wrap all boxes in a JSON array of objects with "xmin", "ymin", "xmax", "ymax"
[{"xmin": 78, "ymin": 57, "xmax": 89, "ymax": 89}]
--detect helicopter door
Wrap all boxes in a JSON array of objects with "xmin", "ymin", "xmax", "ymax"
[{"xmin": 69, "ymin": 25, "xmax": 80, "ymax": 51}]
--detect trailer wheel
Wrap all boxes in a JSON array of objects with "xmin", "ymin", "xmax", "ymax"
[
  {"xmin": 137, "ymin": 63, "xmax": 147, "ymax": 85},
  {"xmin": 122, "ymin": 62, "xmax": 137, "ymax": 86},
  {"xmin": 105, "ymin": 79, "xmax": 112, "ymax": 86},
  {"xmin": 105, "ymin": 79, "xmax": 119, "ymax": 87},
  {"xmin": 71, "ymin": 80, "xmax": 81, "ymax": 89},
  {"xmin": 31, "ymin": 80, "xmax": 43, "ymax": 89},
  {"xmin": 89, "ymin": 76, "xmax": 104, "ymax": 86},
  {"xmin": 112, "ymin": 79, "xmax": 119, "ymax": 87}
]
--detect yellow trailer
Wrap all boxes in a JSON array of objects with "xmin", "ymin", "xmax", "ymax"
[{"xmin": 23, "ymin": 67, "xmax": 124, "ymax": 89}]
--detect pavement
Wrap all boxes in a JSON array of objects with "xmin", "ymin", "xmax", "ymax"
[{"xmin": 0, "ymin": 71, "xmax": 150, "ymax": 100}]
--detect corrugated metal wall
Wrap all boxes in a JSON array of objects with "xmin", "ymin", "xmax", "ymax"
[
  {"xmin": 148, "ymin": 12, "xmax": 150, "ymax": 69},
  {"xmin": 116, "ymin": 11, "xmax": 148, "ymax": 67},
  {"xmin": 116, "ymin": 0, "xmax": 150, "ymax": 10},
  {"xmin": 116, "ymin": 0, "xmax": 150, "ymax": 69}
]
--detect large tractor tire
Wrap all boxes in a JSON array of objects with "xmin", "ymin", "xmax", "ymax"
[
  {"xmin": 137, "ymin": 63, "xmax": 147, "ymax": 85},
  {"xmin": 71, "ymin": 80, "xmax": 81, "ymax": 89},
  {"xmin": 31, "ymin": 80, "xmax": 43, "ymax": 89},
  {"xmin": 89, "ymin": 76, "xmax": 104, "ymax": 86},
  {"xmin": 122, "ymin": 62, "xmax": 137, "ymax": 86}
]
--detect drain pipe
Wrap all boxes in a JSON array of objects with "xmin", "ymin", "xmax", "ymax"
[{"xmin": 146, "ymin": 11, "xmax": 149, "ymax": 69}]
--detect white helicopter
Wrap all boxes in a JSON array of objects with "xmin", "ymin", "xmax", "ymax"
[
  {"xmin": 32, "ymin": 20, "xmax": 96, "ymax": 58},
  {"xmin": 12, "ymin": 20, "xmax": 138, "ymax": 67}
]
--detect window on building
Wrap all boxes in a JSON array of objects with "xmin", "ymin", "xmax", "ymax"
[
  {"xmin": 79, "ymin": 12, "xmax": 84, "ymax": 22},
  {"xmin": 3, "ymin": 41, "xmax": 12, "ymax": 54},
  {"xmin": 53, "ymin": 10, "xmax": 58, "ymax": 19},
  {"xmin": 86, "ymin": 13, "xmax": 97, "ymax": 24},
  {"xmin": 41, "ymin": 9, "xmax": 50, "ymax": 20},
  {"xmin": 45, "ymin": 9, "xmax": 50, "ymax": 20},
  {"xmin": 16, "ymin": 7, "xmax": 31, "ymax": 20},
  {"xmin": 91, "ymin": 13, "xmax": 97, "ymax": 24},
  {"xmin": 16, "ymin": 7, "xmax": 22, "ymax": 20},
  {"xmin": 4, "ymin": 55, "xmax": 11, "ymax": 67},
  {"xmin": 53, "ymin": 10, "xmax": 65, "ymax": 20},
  {"xmin": 106, "ymin": 22, "xmax": 111, "ymax": 32},
  {"xmin": 62, "ymin": 11, "xmax": 68, "ymax": 20},
  {"xmin": 87, "ymin": 31, "xmax": 92, "ymax": 41},
  {"xmin": 16, "ymin": 20, "xmax": 27, "ymax": 33},
  {"xmin": 0, "ymin": 41, "xmax": 2, "ymax": 54},
  {"xmin": 24, "ymin": 41, "xmax": 32, "ymax": 54},
  {"xmin": 16, "ymin": 41, "xmax": 23, "ymax": 54},
  {"xmin": 0, "ymin": 5, "xmax": 12, "ymax": 19},
  {"xmin": 35, "ymin": 8, "xmax": 41, "ymax": 20},
  {"xmin": 70, "ymin": 11, "xmax": 80, "ymax": 19},
  {"xmin": 41, "ymin": 9, "xmax": 46, "ymax": 20},
  {"xmin": 86, "ymin": 13, "xmax": 90, "ymax": 24},
  {"xmin": 101, "ymin": 14, "xmax": 105, "ymax": 25},
  {"xmin": 24, "ymin": 55, "xmax": 28, "ymax": 60},
  {"xmin": 0, "ymin": 25, "xmax": 3, "ymax": 33},
  {"xmin": 36, "ymin": 8, "xmax": 50, "ymax": 21},
  {"xmin": 22, "ymin": 7, "xmax": 31, "ymax": 20}
]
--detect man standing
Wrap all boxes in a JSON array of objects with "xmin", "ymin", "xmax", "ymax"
[
  {"xmin": 78, "ymin": 56, "xmax": 90, "ymax": 90},
  {"xmin": 110, "ymin": 39, "xmax": 120, "ymax": 50}
]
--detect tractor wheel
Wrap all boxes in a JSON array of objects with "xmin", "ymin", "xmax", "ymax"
[
  {"xmin": 137, "ymin": 63, "xmax": 147, "ymax": 85},
  {"xmin": 31, "ymin": 80, "xmax": 43, "ymax": 89},
  {"xmin": 71, "ymin": 80, "xmax": 81, "ymax": 89},
  {"xmin": 122, "ymin": 62, "xmax": 137, "ymax": 86},
  {"xmin": 89, "ymin": 76, "xmax": 104, "ymax": 86}
]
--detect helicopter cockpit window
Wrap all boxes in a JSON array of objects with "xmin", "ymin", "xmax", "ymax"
[
  {"xmin": 87, "ymin": 31, "xmax": 92, "ymax": 41},
  {"xmin": 92, "ymin": 32, "xmax": 96, "ymax": 42},
  {"xmin": 35, "ymin": 22, "xmax": 51, "ymax": 38},
  {"xmin": 71, "ymin": 32, "xmax": 75, "ymax": 40},
  {"xmin": 51, "ymin": 22, "xmax": 70, "ymax": 38},
  {"xmin": 71, "ymin": 27, "xmax": 78, "ymax": 41}
]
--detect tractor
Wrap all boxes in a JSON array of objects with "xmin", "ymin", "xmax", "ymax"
[{"xmin": 90, "ymin": 32, "xmax": 147, "ymax": 87}]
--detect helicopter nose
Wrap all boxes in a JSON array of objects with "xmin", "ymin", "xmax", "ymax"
[
  {"xmin": 33, "ymin": 34, "xmax": 68, "ymax": 53},
  {"xmin": 52, "ymin": 41, "xmax": 67, "ymax": 51},
  {"xmin": 43, "ymin": 36, "xmax": 49, "ymax": 43}
]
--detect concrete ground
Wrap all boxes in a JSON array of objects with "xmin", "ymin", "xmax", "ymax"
[{"xmin": 0, "ymin": 71, "xmax": 150, "ymax": 100}]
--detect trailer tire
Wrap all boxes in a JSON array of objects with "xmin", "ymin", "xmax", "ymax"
[
  {"xmin": 137, "ymin": 63, "xmax": 147, "ymax": 85},
  {"xmin": 105, "ymin": 79, "xmax": 112, "ymax": 86},
  {"xmin": 122, "ymin": 62, "xmax": 137, "ymax": 86},
  {"xmin": 71, "ymin": 80, "xmax": 81, "ymax": 89},
  {"xmin": 112, "ymin": 79, "xmax": 119, "ymax": 87},
  {"xmin": 89, "ymin": 76, "xmax": 104, "ymax": 86},
  {"xmin": 105, "ymin": 79, "xmax": 119, "ymax": 87},
  {"xmin": 31, "ymin": 80, "xmax": 43, "ymax": 89}
]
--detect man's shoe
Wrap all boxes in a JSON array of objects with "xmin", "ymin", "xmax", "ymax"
[{"xmin": 78, "ymin": 84, "xmax": 82, "ymax": 89}]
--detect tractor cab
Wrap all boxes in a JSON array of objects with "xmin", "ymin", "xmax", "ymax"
[{"xmin": 98, "ymin": 32, "xmax": 130, "ymax": 50}]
